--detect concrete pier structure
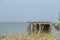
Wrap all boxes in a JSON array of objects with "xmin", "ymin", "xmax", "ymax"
[{"xmin": 27, "ymin": 21, "xmax": 52, "ymax": 34}]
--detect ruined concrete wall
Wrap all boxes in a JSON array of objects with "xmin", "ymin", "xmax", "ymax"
[{"xmin": 27, "ymin": 22, "xmax": 52, "ymax": 34}]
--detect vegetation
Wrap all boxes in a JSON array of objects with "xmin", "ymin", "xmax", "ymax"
[
  {"xmin": 0, "ymin": 34, "xmax": 1, "ymax": 40},
  {"xmin": 0, "ymin": 31, "xmax": 60, "ymax": 40},
  {"xmin": 57, "ymin": 23, "xmax": 60, "ymax": 31}
]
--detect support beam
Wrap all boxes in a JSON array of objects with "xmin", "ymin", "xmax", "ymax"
[{"xmin": 27, "ymin": 23, "xmax": 31, "ymax": 34}]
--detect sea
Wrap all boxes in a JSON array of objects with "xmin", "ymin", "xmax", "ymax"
[{"xmin": 0, "ymin": 22, "xmax": 60, "ymax": 37}]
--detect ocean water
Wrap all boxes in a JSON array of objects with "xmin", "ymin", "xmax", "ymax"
[
  {"xmin": 0, "ymin": 22, "xmax": 60, "ymax": 37},
  {"xmin": 0, "ymin": 22, "xmax": 27, "ymax": 36},
  {"xmin": 51, "ymin": 26, "xmax": 60, "ymax": 37}
]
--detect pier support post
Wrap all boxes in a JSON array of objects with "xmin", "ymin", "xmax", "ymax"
[{"xmin": 27, "ymin": 23, "xmax": 31, "ymax": 35}]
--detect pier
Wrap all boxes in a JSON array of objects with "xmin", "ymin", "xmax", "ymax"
[{"xmin": 27, "ymin": 21, "xmax": 52, "ymax": 34}]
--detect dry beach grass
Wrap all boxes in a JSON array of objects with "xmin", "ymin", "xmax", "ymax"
[{"xmin": 1, "ymin": 31, "xmax": 60, "ymax": 40}]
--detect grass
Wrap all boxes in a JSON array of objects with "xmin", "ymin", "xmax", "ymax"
[{"xmin": 0, "ymin": 31, "xmax": 60, "ymax": 40}]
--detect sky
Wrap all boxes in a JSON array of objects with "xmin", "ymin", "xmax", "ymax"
[
  {"xmin": 0, "ymin": 0, "xmax": 60, "ymax": 36},
  {"xmin": 0, "ymin": 0, "xmax": 60, "ymax": 22}
]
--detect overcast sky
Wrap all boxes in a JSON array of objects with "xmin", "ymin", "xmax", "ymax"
[
  {"xmin": 0, "ymin": 0, "xmax": 60, "ymax": 36},
  {"xmin": 0, "ymin": 0, "xmax": 60, "ymax": 22}
]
